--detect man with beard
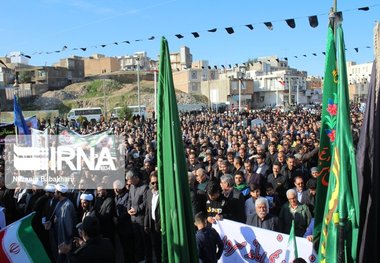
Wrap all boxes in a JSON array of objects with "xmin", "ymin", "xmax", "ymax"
[
  {"xmin": 52, "ymin": 184, "xmax": 77, "ymax": 263},
  {"xmin": 246, "ymin": 197, "xmax": 279, "ymax": 231},
  {"xmin": 79, "ymin": 193, "xmax": 95, "ymax": 222}
]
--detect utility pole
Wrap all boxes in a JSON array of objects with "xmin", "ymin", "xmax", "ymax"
[
  {"xmin": 102, "ymin": 69, "xmax": 107, "ymax": 120},
  {"xmin": 238, "ymin": 78, "xmax": 241, "ymax": 112},
  {"xmin": 288, "ymin": 77, "xmax": 292, "ymax": 106},
  {"xmin": 153, "ymin": 68, "xmax": 157, "ymax": 118},
  {"xmin": 136, "ymin": 58, "xmax": 141, "ymax": 116}
]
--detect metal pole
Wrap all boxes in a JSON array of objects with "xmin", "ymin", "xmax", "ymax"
[
  {"xmin": 238, "ymin": 78, "xmax": 241, "ymax": 112},
  {"xmin": 207, "ymin": 70, "xmax": 212, "ymax": 111},
  {"xmin": 276, "ymin": 89, "xmax": 279, "ymax": 105},
  {"xmin": 288, "ymin": 77, "xmax": 292, "ymax": 106},
  {"xmin": 103, "ymin": 79, "xmax": 107, "ymax": 120},
  {"xmin": 137, "ymin": 59, "xmax": 141, "ymax": 116}
]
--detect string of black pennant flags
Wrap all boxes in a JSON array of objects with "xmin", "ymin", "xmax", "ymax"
[{"xmin": 12, "ymin": 5, "xmax": 378, "ymax": 65}]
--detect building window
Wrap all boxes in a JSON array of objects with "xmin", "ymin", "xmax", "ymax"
[
  {"xmin": 241, "ymin": 80, "xmax": 247, "ymax": 90},
  {"xmin": 191, "ymin": 82, "xmax": 198, "ymax": 92},
  {"xmin": 191, "ymin": 71, "xmax": 198, "ymax": 80},
  {"xmin": 210, "ymin": 71, "xmax": 215, "ymax": 80},
  {"xmin": 231, "ymin": 81, "xmax": 238, "ymax": 90}
]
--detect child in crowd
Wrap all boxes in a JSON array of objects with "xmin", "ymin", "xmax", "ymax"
[{"xmin": 194, "ymin": 212, "xmax": 224, "ymax": 263}]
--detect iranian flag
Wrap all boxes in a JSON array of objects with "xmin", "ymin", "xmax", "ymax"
[{"xmin": 0, "ymin": 213, "xmax": 50, "ymax": 263}]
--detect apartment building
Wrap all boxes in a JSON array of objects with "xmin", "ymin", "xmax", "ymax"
[
  {"xmin": 118, "ymin": 51, "xmax": 151, "ymax": 71},
  {"xmin": 83, "ymin": 54, "xmax": 120, "ymax": 76},
  {"xmin": 53, "ymin": 56, "xmax": 85, "ymax": 82},
  {"xmin": 347, "ymin": 61, "xmax": 373, "ymax": 102}
]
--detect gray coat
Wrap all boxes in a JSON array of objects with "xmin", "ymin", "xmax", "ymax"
[
  {"xmin": 127, "ymin": 182, "xmax": 148, "ymax": 225},
  {"xmin": 54, "ymin": 198, "xmax": 77, "ymax": 245}
]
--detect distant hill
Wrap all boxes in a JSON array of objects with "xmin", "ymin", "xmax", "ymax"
[{"xmin": 27, "ymin": 79, "xmax": 208, "ymax": 117}]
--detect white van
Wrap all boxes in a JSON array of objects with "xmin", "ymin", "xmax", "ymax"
[
  {"xmin": 127, "ymin": 105, "xmax": 147, "ymax": 119},
  {"xmin": 67, "ymin": 107, "xmax": 103, "ymax": 122}
]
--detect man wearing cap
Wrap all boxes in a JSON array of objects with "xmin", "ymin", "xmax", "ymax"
[
  {"xmin": 79, "ymin": 193, "xmax": 95, "ymax": 222},
  {"xmin": 53, "ymin": 184, "xmax": 77, "ymax": 262},
  {"xmin": 306, "ymin": 167, "xmax": 318, "ymax": 187}
]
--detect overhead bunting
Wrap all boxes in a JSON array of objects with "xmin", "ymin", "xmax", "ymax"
[
  {"xmin": 2, "ymin": 5, "xmax": 376, "ymax": 62},
  {"xmin": 225, "ymin": 27, "xmax": 234, "ymax": 34},
  {"xmin": 358, "ymin": 6, "xmax": 370, "ymax": 11},
  {"xmin": 264, "ymin": 22, "xmax": 273, "ymax": 30},
  {"xmin": 285, "ymin": 18, "xmax": 296, "ymax": 28},
  {"xmin": 191, "ymin": 32, "xmax": 200, "ymax": 38},
  {"xmin": 308, "ymin": 15, "xmax": 319, "ymax": 28},
  {"xmin": 245, "ymin": 24, "xmax": 254, "ymax": 30}
]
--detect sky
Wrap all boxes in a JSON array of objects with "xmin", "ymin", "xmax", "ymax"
[{"xmin": 0, "ymin": 0, "xmax": 378, "ymax": 77}]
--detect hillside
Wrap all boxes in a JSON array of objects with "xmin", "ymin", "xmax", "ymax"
[{"xmin": 30, "ymin": 79, "xmax": 208, "ymax": 117}]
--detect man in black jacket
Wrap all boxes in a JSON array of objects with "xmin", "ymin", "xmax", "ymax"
[
  {"xmin": 113, "ymin": 179, "xmax": 134, "ymax": 263},
  {"xmin": 219, "ymin": 174, "xmax": 245, "ymax": 223},
  {"xmin": 94, "ymin": 184, "xmax": 115, "ymax": 244},
  {"xmin": 144, "ymin": 172, "xmax": 161, "ymax": 263},
  {"xmin": 126, "ymin": 169, "xmax": 149, "ymax": 262},
  {"xmin": 70, "ymin": 216, "xmax": 115, "ymax": 263}
]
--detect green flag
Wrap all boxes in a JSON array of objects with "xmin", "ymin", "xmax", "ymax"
[
  {"xmin": 317, "ymin": 20, "xmax": 360, "ymax": 263},
  {"xmin": 313, "ymin": 18, "xmax": 338, "ymax": 248},
  {"xmin": 287, "ymin": 220, "xmax": 299, "ymax": 260},
  {"xmin": 156, "ymin": 37, "xmax": 198, "ymax": 263}
]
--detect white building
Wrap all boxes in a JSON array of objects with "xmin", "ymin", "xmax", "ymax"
[{"xmin": 8, "ymin": 51, "xmax": 29, "ymax": 65}]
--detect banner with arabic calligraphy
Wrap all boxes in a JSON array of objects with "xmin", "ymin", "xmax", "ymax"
[
  {"xmin": 212, "ymin": 219, "xmax": 317, "ymax": 262},
  {"xmin": 0, "ymin": 123, "xmax": 15, "ymax": 144}
]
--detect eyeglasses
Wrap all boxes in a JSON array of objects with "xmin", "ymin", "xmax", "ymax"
[{"xmin": 151, "ymin": 182, "xmax": 158, "ymax": 185}]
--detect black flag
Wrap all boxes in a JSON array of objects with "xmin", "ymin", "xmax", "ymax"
[{"xmin": 357, "ymin": 60, "xmax": 380, "ymax": 263}]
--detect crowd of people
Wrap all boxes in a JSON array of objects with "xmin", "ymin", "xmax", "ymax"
[{"xmin": 0, "ymin": 103, "xmax": 364, "ymax": 263}]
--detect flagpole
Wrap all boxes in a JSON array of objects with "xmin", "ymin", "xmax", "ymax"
[
  {"xmin": 331, "ymin": 4, "xmax": 348, "ymax": 261},
  {"xmin": 13, "ymin": 80, "xmax": 19, "ymax": 145}
]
